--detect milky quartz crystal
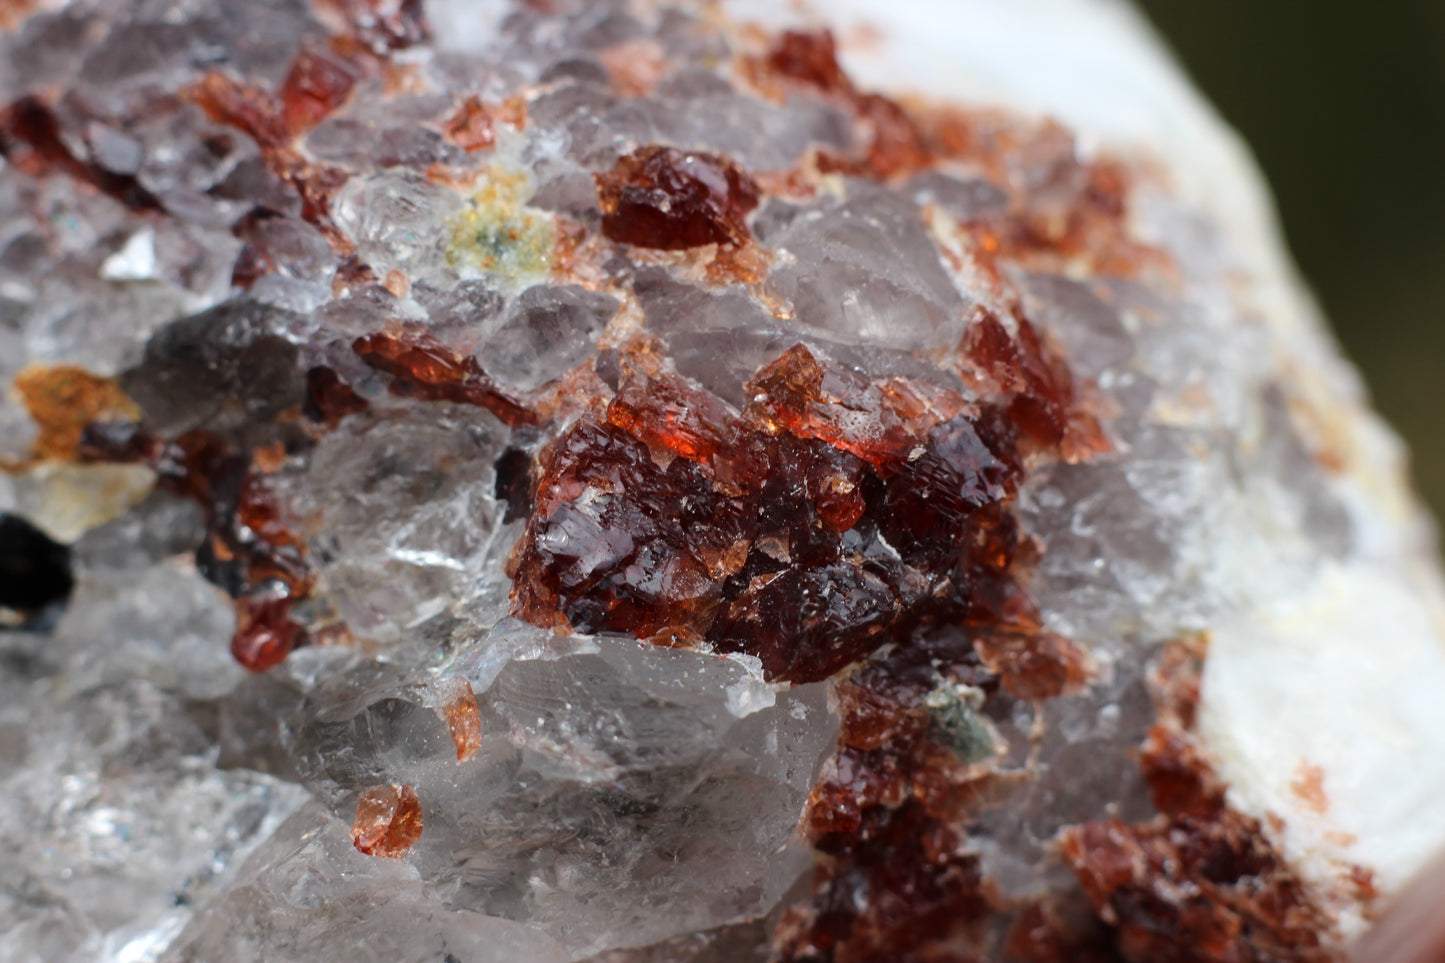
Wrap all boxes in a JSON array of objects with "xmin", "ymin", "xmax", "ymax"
[{"xmin": 3, "ymin": 1, "xmax": 1444, "ymax": 961}]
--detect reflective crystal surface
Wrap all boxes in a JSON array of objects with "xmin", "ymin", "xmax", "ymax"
[{"xmin": 3, "ymin": 1, "xmax": 1441, "ymax": 961}]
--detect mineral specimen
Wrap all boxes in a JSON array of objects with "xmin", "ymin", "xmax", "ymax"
[
  {"xmin": 3, "ymin": 1, "xmax": 1444, "ymax": 962},
  {"xmin": 351, "ymin": 783, "xmax": 425, "ymax": 858}
]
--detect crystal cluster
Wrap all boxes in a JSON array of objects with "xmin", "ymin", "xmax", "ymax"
[{"xmin": 4, "ymin": 1, "xmax": 1444, "ymax": 961}]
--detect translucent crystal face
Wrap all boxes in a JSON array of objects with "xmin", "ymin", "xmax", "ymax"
[{"xmin": 0, "ymin": 0, "xmax": 1430, "ymax": 961}]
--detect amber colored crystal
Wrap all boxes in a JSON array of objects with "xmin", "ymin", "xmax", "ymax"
[
  {"xmin": 961, "ymin": 308, "xmax": 1108, "ymax": 458},
  {"xmin": 230, "ymin": 596, "xmax": 306, "ymax": 673},
  {"xmin": 740, "ymin": 344, "xmax": 969, "ymax": 468},
  {"xmin": 186, "ymin": 72, "xmax": 289, "ymax": 152},
  {"xmin": 442, "ymin": 680, "xmax": 482, "ymax": 763},
  {"xmin": 444, "ymin": 95, "xmax": 498, "ymax": 152},
  {"xmin": 596, "ymin": 145, "xmax": 760, "ymax": 250},
  {"xmin": 353, "ymin": 327, "xmax": 537, "ymax": 426},
  {"xmin": 509, "ymin": 415, "xmax": 745, "ymax": 640},
  {"xmin": 280, "ymin": 43, "xmax": 362, "ymax": 137},
  {"xmin": 971, "ymin": 630, "xmax": 1089, "ymax": 701},
  {"xmin": 233, "ymin": 474, "xmax": 310, "ymax": 593},
  {"xmin": 606, "ymin": 366, "xmax": 742, "ymax": 466},
  {"xmin": 351, "ymin": 784, "xmax": 424, "ymax": 858},
  {"xmin": 764, "ymin": 30, "xmax": 853, "ymax": 95},
  {"xmin": 443, "ymin": 95, "xmax": 524, "ymax": 153},
  {"xmin": 850, "ymin": 92, "xmax": 934, "ymax": 181}
]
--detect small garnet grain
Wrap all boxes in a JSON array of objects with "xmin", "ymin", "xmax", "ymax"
[
  {"xmin": 765, "ymin": 30, "xmax": 852, "ymax": 94},
  {"xmin": 303, "ymin": 366, "xmax": 369, "ymax": 428},
  {"xmin": 596, "ymin": 145, "xmax": 760, "ymax": 250},
  {"xmin": 352, "ymin": 784, "xmax": 424, "ymax": 857},
  {"xmin": 280, "ymin": 44, "xmax": 362, "ymax": 138},
  {"xmin": 442, "ymin": 679, "xmax": 482, "ymax": 762},
  {"xmin": 353, "ymin": 327, "xmax": 537, "ymax": 426},
  {"xmin": 230, "ymin": 596, "xmax": 305, "ymax": 672}
]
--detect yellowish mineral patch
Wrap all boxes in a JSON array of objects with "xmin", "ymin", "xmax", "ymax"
[
  {"xmin": 445, "ymin": 166, "xmax": 556, "ymax": 284},
  {"xmin": 12, "ymin": 364, "xmax": 141, "ymax": 462},
  {"xmin": 6, "ymin": 365, "xmax": 153, "ymax": 541},
  {"xmin": 9, "ymin": 461, "xmax": 157, "ymax": 543}
]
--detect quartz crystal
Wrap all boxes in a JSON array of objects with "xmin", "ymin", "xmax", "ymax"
[{"xmin": 4, "ymin": 1, "xmax": 1444, "ymax": 961}]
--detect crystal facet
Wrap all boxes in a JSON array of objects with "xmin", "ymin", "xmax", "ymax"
[{"xmin": 3, "ymin": 1, "xmax": 1443, "ymax": 961}]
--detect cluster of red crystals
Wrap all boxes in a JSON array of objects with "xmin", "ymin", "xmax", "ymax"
[
  {"xmin": 78, "ymin": 422, "xmax": 316, "ymax": 671},
  {"xmin": 184, "ymin": 10, "xmax": 406, "ymax": 256},
  {"xmin": 510, "ymin": 343, "xmax": 1039, "ymax": 685},
  {"xmin": 782, "ymin": 797, "xmax": 992, "ymax": 962},
  {"xmin": 351, "ymin": 784, "xmax": 425, "ymax": 858},
  {"xmin": 595, "ymin": 145, "xmax": 761, "ymax": 250},
  {"xmin": 0, "ymin": 96, "xmax": 161, "ymax": 212},
  {"xmin": 776, "ymin": 633, "xmax": 1011, "ymax": 961},
  {"xmin": 770, "ymin": 601, "xmax": 1073, "ymax": 961},
  {"xmin": 303, "ymin": 365, "xmax": 370, "ymax": 428},
  {"xmin": 961, "ymin": 308, "xmax": 1109, "ymax": 463},
  {"xmin": 1061, "ymin": 798, "xmax": 1330, "ymax": 963},
  {"xmin": 353, "ymin": 325, "xmax": 537, "ymax": 427},
  {"xmin": 186, "ymin": 70, "xmax": 355, "ymax": 247},
  {"xmin": 509, "ymin": 336, "xmax": 1110, "ymax": 960},
  {"xmin": 938, "ymin": 115, "xmax": 1163, "ymax": 278},
  {"xmin": 750, "ymin": 31, "xmax": 932, "ymax": 183},
  {"xmin": 1059, "ymin": 641, "xmax": 1333, "ymax": 963},
  {"xmin": 752, "ymin": 32, "xmax": 1162, "ymax": 280},
  {"xmin": 772, "ymin": 611, "xmax": 1085, "ymax": 960}
]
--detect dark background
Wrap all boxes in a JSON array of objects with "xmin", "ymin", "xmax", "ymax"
[{"xmin": 1135, "ymin": 2, "xmax": 1445, "ymax": 520}]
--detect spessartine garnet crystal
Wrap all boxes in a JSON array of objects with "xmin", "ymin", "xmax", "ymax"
[{"xmin": 3, "ymin": 1, "xmax": 1443, "ymax": 962}]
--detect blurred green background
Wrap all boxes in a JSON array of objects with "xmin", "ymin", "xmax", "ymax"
[{"xmin": 1135, "ymin": 2, "xmax": 1445, "ymax": 521}]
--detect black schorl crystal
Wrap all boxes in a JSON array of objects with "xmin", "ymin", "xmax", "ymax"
[{"xmin": 0, "ymin": 512, "xmax": 75, "ymax": 619}]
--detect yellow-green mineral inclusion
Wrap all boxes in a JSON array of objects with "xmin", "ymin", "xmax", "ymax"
[{"xmin": 445, "ymin": 167, "xmax": 555, "ymax": 284}]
